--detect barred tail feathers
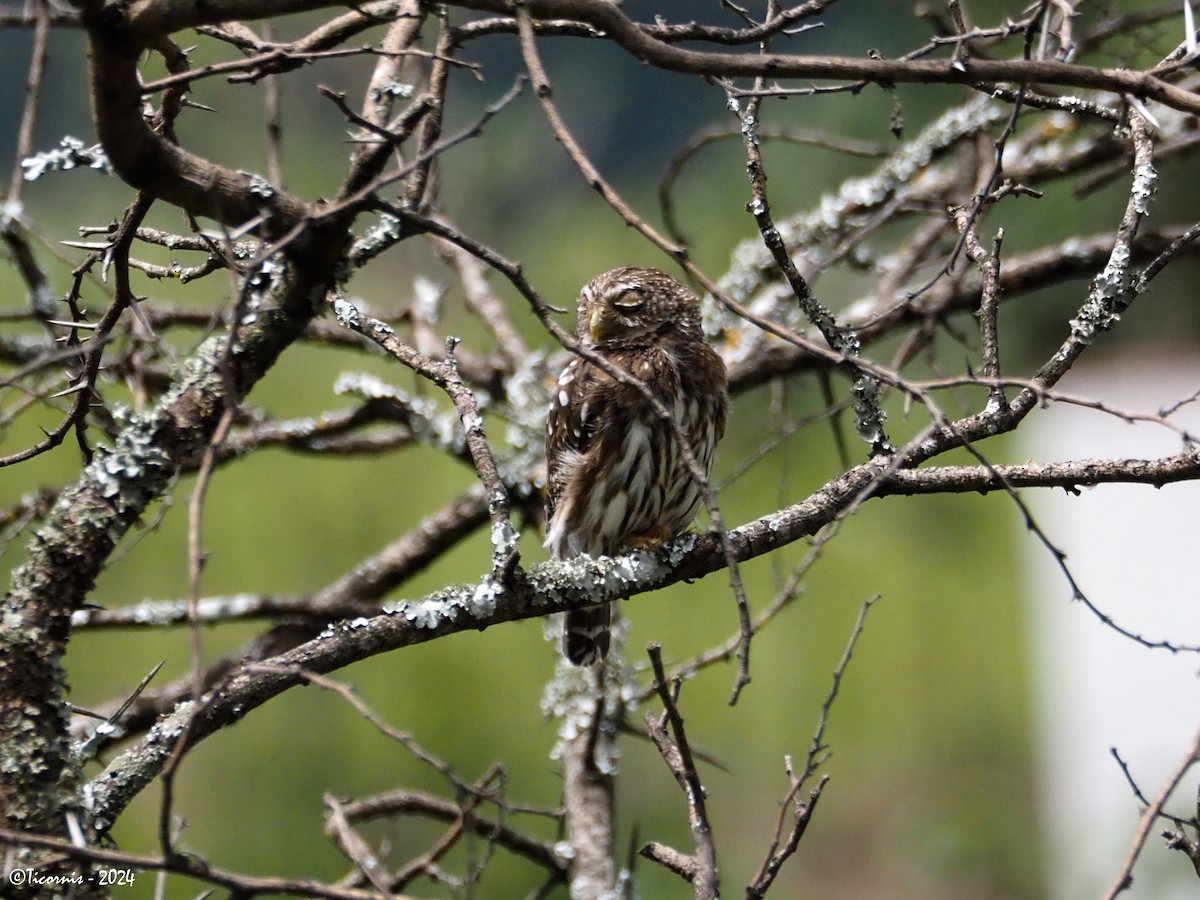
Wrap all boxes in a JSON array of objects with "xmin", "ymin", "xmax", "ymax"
[{"xmin": 563, "ymin": 604, "xmax": 611, "ymax": 666}]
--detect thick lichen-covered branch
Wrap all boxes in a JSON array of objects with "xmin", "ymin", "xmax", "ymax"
[
  {"xmin": 84, "ymin": 429, "xmax": 1200, "ymax": 829},
  {"xmin": 1, "ymin": 259, "xmax": 335, "ymax": 858}
]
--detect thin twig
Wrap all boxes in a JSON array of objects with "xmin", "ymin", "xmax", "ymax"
[
  {"xmin": 1104, "ymin": 727, "xmax": 1200, "ymax": 899},
  {"xmin": 7, "ymin": 0, "xmax": 50, "ymax": 205},
  {"xmin": 744, "ymin": 595, "xmax": 877, "ymax": 897},
  {"xmin": 330, "ymin": 296, "xmax": 516, "ymax": 577},
  {"xmin": 642, "ymin": 643, "xmax": 719, "ymax": 898}
]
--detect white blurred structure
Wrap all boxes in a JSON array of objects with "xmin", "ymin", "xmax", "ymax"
[{"xmin": 1022, "ymin": 350, "xmax": 1200, "ymax": 899}]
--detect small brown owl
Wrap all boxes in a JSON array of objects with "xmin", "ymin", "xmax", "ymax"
[{"xmin": 545, "ymin": 267, "xmax": 728, "ymax": 665}]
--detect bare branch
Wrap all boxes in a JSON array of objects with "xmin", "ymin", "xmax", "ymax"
[
  {"xmin": 455, "ymin": 0, "xmax": 1200, "ymax": 115},
  {"xmin": 330, "ymin": 296, "xmax": 517, "ymax": 575},
  {"xmin": 641, "ymin": 644, "xmax": 719, "ymax": 898},
  {"xmin": 1105, "ymin": 727, "xmax": 1200, "ymax": 899}
]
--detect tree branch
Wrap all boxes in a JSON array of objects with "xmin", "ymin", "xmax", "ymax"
[{"xmin": 455, "ymin": 0, "xmax": 1200, "ymax": 116}]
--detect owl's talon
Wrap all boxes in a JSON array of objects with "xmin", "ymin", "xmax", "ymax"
[{"xmin": 626, "ymin": 525, "xmax": 674, "ymax": 551}]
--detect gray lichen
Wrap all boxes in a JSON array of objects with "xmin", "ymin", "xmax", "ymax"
[
  {"xmin": 245, "ymin": 172, "xmax": 276, "ymax": 200},
  {"xmin": 349, "ymin": 212, "xmax": 407, "ymax": 266},
  {"xmin": 373, "ymin": 79, "xmax": 414, "ymax": 101},
  {"xmin": 490, "ymin": 515, "xmax": 520, "ymax": 569},
  {"xmin": 1070, "ymin": 242, "xmax": 1137, "ymax": 344},
  {"xmin": 89, "ymin": 420, "xmax": 173, "ymax": 517},
  {"xmin": 851, "ymin": 374, "xmax": 891, "ymax": 451},
  {"xmin": 541, "ymin": 615, "xmax": 636, "ymax": 778},
  {"xmin": 85, "ymin": 700, "xmax": 197, "ymax": 835},
  {"xmin": 390, "ymin": 574, "xmax": 505, "ymax": 630},
  {"xmin": 21, "ymin": 136, "xmax": 112, "ymax": 181},
  {"xmin": 334, "ymin": 371, "xmax": 467, "ymax": 454},
  {"xmin": 332, "ymin": 295, "xmax": 361, "ymax": 329},
  {"xmin": 1131, "ymin": 163, "xmax": 1157, "ymax": 216}
]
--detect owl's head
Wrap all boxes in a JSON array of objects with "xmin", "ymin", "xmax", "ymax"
[{"xmin": 576, "ymin": 267, "xmax": 702, "ymax": 347}]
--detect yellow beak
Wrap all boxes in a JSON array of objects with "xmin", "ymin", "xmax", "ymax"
[{"xmin": 589, "ymin": 306, "xmax": 612, "ymax": 342}]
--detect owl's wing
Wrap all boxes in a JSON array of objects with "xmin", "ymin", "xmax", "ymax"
[{"xmin": 544, "ymin": 356, "xmax": 603, "ymax": 521}]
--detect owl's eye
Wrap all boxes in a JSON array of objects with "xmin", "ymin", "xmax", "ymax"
[{"xmin": 611, "ymin": 289, "xmax": 645, "ymax": 311}]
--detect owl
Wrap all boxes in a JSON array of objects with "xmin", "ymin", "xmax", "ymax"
[{"xmin": 545, "ymin": 267, "xmax": 729, "ymax": 665}]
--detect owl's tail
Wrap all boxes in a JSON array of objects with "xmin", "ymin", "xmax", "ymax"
[{"xmin": 563, "ymin": 604, "xmax": 611, "ymax": 666}]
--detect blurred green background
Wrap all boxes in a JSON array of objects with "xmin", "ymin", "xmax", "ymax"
[{"xmin": 4, "ymin": 2, "xmax": 1195, "ymax": 897}]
